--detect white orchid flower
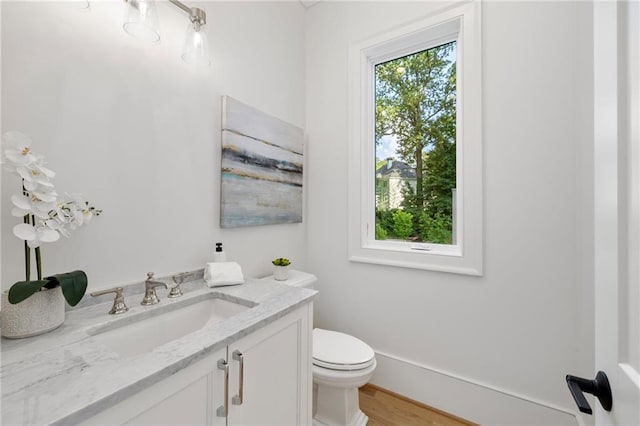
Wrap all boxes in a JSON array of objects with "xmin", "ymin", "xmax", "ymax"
[
  {"xmin": 82, "ymin": 208, "xmax": 94, "ymax": 223},
  {"xmin": 70, "ymin": 193, "xmax": 90, "ymax": 209},
  {"xmin": 22, "ymin": 177, "xmax": 54, "ymax": 192},
  {"xmin": 32, "ymin": 201, "xmax": 56, "ymax": 219},
  {"xmin": 16, "ymin": 161, "xmax": 55, "ymax": 185},
  {"xmin": 31, "ymin": 186, "xmax": 58, "ymax": 203},
  {"xmin": 10, "ymin": 194, "xmax": 55, "ymax": 219},
  {"xmin": 11, "ymin": 194, "xmax": 33, "ymax": 217},
  {"xmin": 68, "ymin": 193, "xmax": 86, "ymax": 205},
  {"xmin": 13, "ymin": 223, "xmax": 60, "ymax": 248},
  {"xmin": 2, "ymin": 131, "xmax": 37, "ymax": 166},
  {"xmin": 53, "ymin": 199, "xmax": 71, "ymax": 220},
  {"xmin": 45, "ymin": 218, "xmax": 70, "ymax": 238},
  {"xmin": 68, "ymin": 202, "xmax": 84, "ymax": 228},
  {"xmin": 54, "ymin": 194, "xmax": 91, "ymax": 228}
]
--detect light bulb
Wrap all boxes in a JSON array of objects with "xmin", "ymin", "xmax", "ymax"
[
  {"xmin": 181, "ymin": 21, "xmax": 210, "ymax": 67},
  {"xmin": 123, "ymin": 0, "xmax": 160, "ymax": 43}
]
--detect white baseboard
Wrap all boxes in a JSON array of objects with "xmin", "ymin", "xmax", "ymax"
[{"xmin": 370, "ymin": 351, "xmax": 584, "ymax": 426}]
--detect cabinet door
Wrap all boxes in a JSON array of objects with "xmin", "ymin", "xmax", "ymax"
[
  {"xmin": 228, "ymin": 304, "xmax": 312, "ymax": 426},
  {"xmin": 82, "ymin": 346, "xmax": 227, "ymax": 426}
]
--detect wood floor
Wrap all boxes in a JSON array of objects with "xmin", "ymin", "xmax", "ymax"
[{"xmin": 359, "ymin": 384, "xmax": 477, "ymax": 426}]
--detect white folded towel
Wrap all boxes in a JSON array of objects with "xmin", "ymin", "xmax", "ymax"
[{"xmin": 204, "ymin": 262, "xmax": 245, "ymax": 287}]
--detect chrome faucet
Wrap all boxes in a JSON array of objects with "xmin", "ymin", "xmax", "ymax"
[
  {"xmin": 90, "ymin": 287, "xmax": 129, "ymax": 315},
  {"xmin": 141, "ymin": 272, "xmax": 168, "ymax": 306}
]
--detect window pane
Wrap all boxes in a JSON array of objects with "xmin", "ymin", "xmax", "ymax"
[{"xmin": 374, "ymin": 41, "xmax": 457, "ymax": 244}]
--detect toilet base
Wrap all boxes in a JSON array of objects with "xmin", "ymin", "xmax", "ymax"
[
  {"xmin": 312, "ymin": 382, "xmax": 369, "ymax": 426},
  {"xmin": 313, "ymin": 410, "xmax": 368, "ymax": 426}
]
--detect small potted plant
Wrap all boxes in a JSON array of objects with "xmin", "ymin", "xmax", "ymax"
[
  {"xmin": 1, "ymin": 131, "xmax": 101, "ymax": 338},
  {"xmin": 272, "ymin": 257, "xmax": 291, "ymax": 281}
]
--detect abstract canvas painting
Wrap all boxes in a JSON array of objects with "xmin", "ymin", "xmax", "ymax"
[{"xmin": 220, "ymin": 96, "xmax": 304, "ymax": 228}]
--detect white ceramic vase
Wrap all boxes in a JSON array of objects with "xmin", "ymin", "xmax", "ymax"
[
  {"xmin": 1, "ymin": 286, "xmax": 65, "ymax": 339},
  {"xmin": 274, "ymin": 265, "xmax": 290, "ymax": 281}
]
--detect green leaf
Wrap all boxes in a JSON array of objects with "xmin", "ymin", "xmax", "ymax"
[
  {"xmin": 46, "ymin": 270, "xmax": 87, "ymax": 307},
  {"xmin": 8, "ymin": 280, "xmax": 50, "ymax": 304},
  {"xmin": 272, "ymin": 258, "xmax": 291, "ymax": 266}
]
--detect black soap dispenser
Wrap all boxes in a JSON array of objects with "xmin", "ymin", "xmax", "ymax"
[{"xmin": 213, "ymin": 242, "xmax": 227, "ymax": 262}]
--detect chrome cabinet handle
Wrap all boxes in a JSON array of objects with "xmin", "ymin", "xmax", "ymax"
[
  {"xmin": 216, "ymin": 359, "xmax": 229, "ymax": 417},
  {"xmin": 232, "ymin": 350, "xmax": 244, "ymax": 405}
]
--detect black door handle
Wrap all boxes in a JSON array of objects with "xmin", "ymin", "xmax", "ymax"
[{"xmin": 566, "ymin": 371, "xmax": 612, "ymax": 414}]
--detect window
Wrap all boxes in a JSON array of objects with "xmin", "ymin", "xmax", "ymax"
[{"xmin": 348, "ymin": 2, "xmax": 482, "ymax": 275}]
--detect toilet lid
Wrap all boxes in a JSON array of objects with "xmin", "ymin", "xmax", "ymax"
[{"xmin": 313, "ymin": 328, "xmax": 375, "ymax": 371}]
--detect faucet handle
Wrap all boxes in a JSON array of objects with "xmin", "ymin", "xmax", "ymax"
[
  {"xmin": 168, "ymin": 275, "xmax": 184, "ymax": 299},
  {"xmin": 146, "ymin": 272, "xmax": 155, "ymax": 280},
  {"xmin": 173, "ymin": 271, "xmax": 196, "ymax": 283},
  {"xmin": 90, "ymin": 287, "xmax": 129, "ymax": 315}
]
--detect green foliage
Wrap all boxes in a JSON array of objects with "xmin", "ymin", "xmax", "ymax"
[
  {"xmin": 423, "ymin": 117, "xmax": 456, "ymax": 219},
  {"xmin": 418, "ymin": 212, "xmax": 453, "ymax": 245},
  {"xmin": 376, "ymin": 208, "xmax": 407, "ymax": 240},
  {"xmin": 392, "ymin": 210, "xmax": 414, "ymax": 240},
  {"xmin": 375, "ymin": 223, "xmax": 388, "ymax": 240},
  {"xmin": 376, "ymin": 209, "xmax": 396, "ymax": 237},
  {"xmin": 376, "ymin": 178, "xmax": 454, "ymax": 244},
  {"xmin": 48, "ymin": 271, "xmax": 88, "ymax": 307},
  {"xmin": 400, "ymin": 181, "xmax": 419, "ymax": 212},
  {"xmin": 8, "ymin": 280, "xmax": 50, "ymax": 304},
  {"xmin": 8, "ymin": 270, "xmax": 88, "ymax": 306},
  {"xmin": 272, "ymin": 257, "xmax": 291, "ymax": 266}
]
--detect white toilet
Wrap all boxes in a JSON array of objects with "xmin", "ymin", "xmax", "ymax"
[{"xmin": 262, "ymin": 270, "xmax": 377, "ymax": 426}]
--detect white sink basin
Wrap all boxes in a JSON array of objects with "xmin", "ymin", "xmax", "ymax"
[{"xmin": 89, "ymin": 296, "xmax": 250, "ymax": 358}]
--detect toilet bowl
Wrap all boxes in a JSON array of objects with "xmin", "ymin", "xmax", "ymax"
[
  {"xmin": 261, "ymin": 270, "xmax": 376, "ymax": 426},
  {"xmin": 312, "ymin": 328, "xmax": 376, "ymax": 426}
]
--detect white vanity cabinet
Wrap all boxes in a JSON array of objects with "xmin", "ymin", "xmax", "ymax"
[
  {"xmin": 227, "ymin": 304, "xmax": 312, "ymax": 426},
  {"xmin": 83, "ymin": 303, "xmax": 313, "ymax": 426},
  {"xmin": 90, "ymin": 345, "xmax": 228, "ymax": 426}
]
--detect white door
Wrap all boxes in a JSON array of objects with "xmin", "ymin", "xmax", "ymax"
[{"xmin": 593, "ymin": 1, "xmax": 640, "ymax": 424}]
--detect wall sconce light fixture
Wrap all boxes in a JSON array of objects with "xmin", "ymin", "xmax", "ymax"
[
  {"xmin": 123, "ymin": 0, "xmax": 210, "ymax": 67},
  {"xmin": 123, "ymin": 0, "xmax": 160, "ymax": 42}
]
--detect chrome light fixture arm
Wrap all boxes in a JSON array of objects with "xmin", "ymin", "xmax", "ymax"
[{"xmin": 168, "ymin": 0, "xmax": 206, "ymax": 29}]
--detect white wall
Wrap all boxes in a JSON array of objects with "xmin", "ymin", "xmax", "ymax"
[
  {"xmin": 2, "ymin": 1, "xmax": 597, "ymax": 424},
  {"xmin": 1, "ymin": 1, "xmax": 307, "ymax": 290},
  {"xmin": 305, "ymin": 1, "xmax": 594, "ymax": 424}
]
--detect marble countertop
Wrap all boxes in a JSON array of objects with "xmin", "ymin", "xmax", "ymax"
[{"xmin": 1, "ymin": 273, "xmax": 316, "ymax": 426}]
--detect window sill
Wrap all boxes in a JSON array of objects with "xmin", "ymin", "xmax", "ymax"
[
  {"xmin": 349, "ymin": 254, "xmax": 481, "ymax": 276},
  {"xmin": 350, "ymin": 241, "xmax": 482, "ymax": 276}
]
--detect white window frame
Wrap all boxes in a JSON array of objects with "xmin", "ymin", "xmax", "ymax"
[{"xmin": 348, "ymin": 1, "xmax": 483, "ymax": 276}]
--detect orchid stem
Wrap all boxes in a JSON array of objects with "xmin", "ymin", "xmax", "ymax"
[
  {"xmin": 35, "ymin": 247, "xmax": 42, "ymax": 281},
  {"xmin": 24, "ymin": 214, "xmax": 31, "ymax": 282},
  {"xmin": 29, "ymin": 214, "xmax": 43, "ymax": 280}
]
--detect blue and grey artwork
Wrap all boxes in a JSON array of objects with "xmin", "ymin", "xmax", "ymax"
[{"xmin": 220, "ymin": 96, "xmax": 304, "ymax": 228}]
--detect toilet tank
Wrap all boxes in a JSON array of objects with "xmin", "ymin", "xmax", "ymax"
[{"xmin": 260, "ymin": 270, "xmax": 317, "ymax": 289}]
